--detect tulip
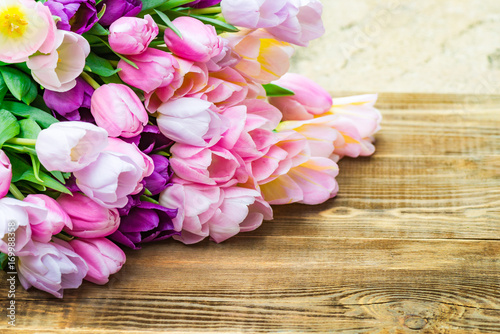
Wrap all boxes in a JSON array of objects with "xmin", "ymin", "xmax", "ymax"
[
  {"xmin": 97, "ymin": 0, "xmax": 142, "ymax": 26},
  {"xmin": 110, "ymin": 201, "xmax": 178, "ymax": 249},
  {"xmin": 269, "ymin": 73, "xmax": 333, "ymax": 121},
  {"xmin": 36, "ymin": 121, "xmax": 108, "ymax": 172},
  {"xmin": 160, "ymin": 182, "xmax": 272, "ymax": 244},
  {"xmin": 202, "ymin": 67, "xmax": 248, "ymax": 107},
  {"xmin": 104, "ymin": 138, "xmax": 154, "ymax": 193},
  {"xmin": 122, "ymin": 124, "xmax": 172, "ymax": 154},
  {"xmin": 266, "ymin": 0, "xmax": 325, "ymax": 47},
  {"xmin": 44, "ymin": 0, "xmax": 99, "ymax": 34},
  {"xmin": 206, "ymin": 38, "xmax": 240, "ymax": 72},
  {"xmin": 109, "ymin": 15, "xmax": 158, "ymax": 55},
  {"xmin": 43, "ymin": 77, "xmax": 94, "ymax": 121},
  {"xmin": 226, "ymin": 29, "xmax": 294, "ymax": 84},
  {"xmin": 164, "ymin": 16, "xmax": 223, "ymax": 63},
  {"xmin": 144, "ymin": 58, "xmax": 208, "ymax": 112},
  {"xmin": 0, "ymin": 197, "xmax": 47, "ymax": 256},
  {"xmin": 24, "ymin": 195, "xmax": 72, "ymax": 243},
  {"xmin": 69, "ymin": 238, "xmax": 126, "ymax": 284},
  {"xmin": 0, "ymin": 0, "xmax": 56, "ymax": 63},
  {"xmin": 27, "ymin": 30, "xmax": 90, "ymax": 92},
  {"xmin": 0, "ymin": 150, "xmax": 12, "ymax": 199},
  {"xmin": 170, "ymin": 144, "xmax": 244, "ymax": 186},
  {"xmin": 91, "ymin": 84, "xmax": 149, "ymax": 138},
  {"xmin": 187, "ymin": 0, "xmax": 221, "ymax": 8},
  {"xmin": 118, "ymin": 48, "xmax": 178, "ymax": 94},
  {"xmin": 17, "ymin": 239, "xmax": 88, "ymax": 298},
  {"xmin": 156, "ymin": 98, "xmax": 225, "ymax": 147},
  {"xmin": 57, "ymin": 193, "xmax": 120, "ymax": 238},
  {"xmin": 73, "ymin": 150, "xmax": 146, "ymax": 209},
  {"xmin": 144, "ymin": 155, "xmax": 173, "ymax": 196},
  {"xmin": 323, "ymin": 94, "xmax": 382, "ymax": 161},
  {"xmin": 221, "ymin": 0, "xmax": 292, "ymax": 29}
]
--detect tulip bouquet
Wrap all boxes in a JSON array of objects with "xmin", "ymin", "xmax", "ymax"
[{"xmin": 0, "ymin": 0, "xmax": 381, "ymax": 298}]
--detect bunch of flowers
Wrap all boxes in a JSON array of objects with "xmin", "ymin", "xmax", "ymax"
[{"xmin": 0, "ymin": 0, "xmax": 381, "ymax": 297}]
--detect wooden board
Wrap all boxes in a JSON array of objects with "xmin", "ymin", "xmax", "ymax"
[{"xmin": 1, "ymin": 93, "xmax": 499, "ymax": 333}]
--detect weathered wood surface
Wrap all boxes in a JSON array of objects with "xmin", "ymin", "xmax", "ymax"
[{"xmin": 0, "ymin": 92, "xmax": 498, "ymax": 333}]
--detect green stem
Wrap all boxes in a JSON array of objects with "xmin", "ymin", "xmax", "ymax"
[
  {"xmin": 156, "ymin": 151, "xmax": 171, "ymax": 158},
  {"xmin": 184, "ymin": 7, "xmax": 222, "ymax": 15},
  {"xmin": 80, "ymin": 72, "xmax": 101, "ymax": 90},
  {"xmin": 140, "ymin": 195, "xmax": 159, "ymax": 205},
  {"xmin": 54, "ymin": 232, "xmax": 74, "ymax": 242},
  {"xmin": 9, "ymin": 184, "xmax": 25, "ymax": 201},
  {"xmin": 5, "ymin": 138, "xmax": 37, "ymax": 146}
]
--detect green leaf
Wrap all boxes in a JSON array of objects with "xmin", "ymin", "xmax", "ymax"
[
  {"xmin": 1, "ymin": 143, "xmax": 37, "ymax": 155},
  {"xmin": 101, "ymin": 73, "xmax": 124, "ymax": 85},
  {"xmin": 97, "ymin": 3, "xmax": 106, "ymax": 19},
  {"xmin": 0, "ymin": 67, "xmax": 38, "ymax": 105},
  {"xmin": 141, "ymin": 0, "xmax": 170, "ymax": 11},
  {"xmin": 154, "ymin": 9, "xmax": 183, "ymax": 39},
  {"xmin": 0, "ymin": 109, "xmax": 20, "ymax": 147},
  {"xmin": 1, "ymin": 101, "xmax": 58, "ymax": 129},
  {"xmin": 8, "ymin": 153, "xmax": 72, "ymax": 194},
  {"xmin": 85, "ymin": 52, "xmax": 120, "ymax": 77},
  {"xmin": 190, "ymin": 14, "xmax": 239, "ymax": 33},
  {"xmin": 49, "ymin": 170, "xmax": 66, "ymax": 183},
  {"xmin": 156, "ymin": 0, "xmax": 194, "ymax": 11},
  {"xmin": 0, "ymin": 75, "xmax": 8, "ymax": 104},
  {"xmin": 18, "ymin": 118, "xmax": 42, "ymax": 139},
  {"xmin": 85, "ymin": 23, "xmax": 109, "ymax": 36},
  {"xmin": 0, "ymin": 253, "xmax": 8, "ymax": 270},
  {"xmin": 263, "ymin": 83, "xmax": 295, "ymax": 97}
]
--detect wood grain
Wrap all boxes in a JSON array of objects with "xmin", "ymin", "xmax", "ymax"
[{"xmin": 0, "ymin": 93, "xmax": 499, "ymax": 333}]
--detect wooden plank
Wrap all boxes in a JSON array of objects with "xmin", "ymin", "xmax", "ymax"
[{"xmin": 2, "ymin": 238, "xmax": 499, "ymax": 333}]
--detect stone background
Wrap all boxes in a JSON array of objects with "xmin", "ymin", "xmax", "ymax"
[{"xmin": 291, "ymin": 0, "xmax": 500, "ymax": 94}]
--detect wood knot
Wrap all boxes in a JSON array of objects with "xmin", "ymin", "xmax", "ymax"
[{"xmin": 404, "ymin": 315, "xmax": 427, "ymax": 330}]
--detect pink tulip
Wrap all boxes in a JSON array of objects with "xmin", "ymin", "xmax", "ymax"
[
  {"xmin": 269, "ymin": 73, "xmax": 333, "ymax": 121},
  {"xmin": 91, "ymin": 83, "xmax": 149, "ymax": 138},
  {"xmin": 156, "ymin": 98, "xmax": 225, "ymax": 147},
  {"xmin": 57, "ymin": 193, "xmax": 121, "ymax": 238},
  {"xmin": 202, "ymin": 67, "xmax": 248, "ymax": 107},
  {"xmin": 0, "ymin": 197, "xmax": 47, "ymax": 256},
  {"xmin": 221, "ymin": 0, "xmax": 292, "ymax": 29},
  {"xmin": 159, "ymin": 182, "xmax": 272, "ymax": 244},
  {"xmin": 144, "ymin": 57, "xmax": 208, "ymax": 112},
  {"xmin": 0, "ymin": 0, "xmax": 56, "ymax": 63},
  {"xmin": 323, "ymin": 94, "xmax": 382, "ymax": 161},
  {"xmin": 69, "ymin": 238, "xmax": 126, "ymax": 285},
  {"xmin": 276, "ymin": 116, "xmax": 340, "ymax": 158},
  {"xmin": 104, "ymin": 138, "xmax": 154, "ymax": 194},
  {"xmin": 109, "ymin": 15, "xmax": 158, "ymax": 55},
  {"xmin": 118, "ymin": 48, "xmax": 179, "ymax": 94},
  {"xmin": 27, "ymin": 30, "xmax": 90, "ymax": 92},
  {"xmin": 258, "ymin": 130, "xmax": 339, "ymax": 205},
  {"xmin": 74, "ymin": 150, "xmax": 146, "ymax": 209},
  {"xmin": 266, "ymin": 0, "xmax": 325, "ymax": 47},
  {"xmin": 226, "ymin": 29, "xmax": 294, "ymax": 84},
  {"xmin": 36, "ymin": 121, "xmax": 108, "ymax": 172},
  {"xmin": 17, "ymin": 239, "xmax": 88, "ymax": 298},
  {"xmin": 206, "ymin": 37, "xmax": 240, "ymax": 72},
  {"xmin": 164, "ymin": 16, "xmax": 223, "ymax": 63},
  {"xmin": 24, "ymin": 194, "xmax": 72, "ymax": 243},
  {"xmin": 0, "ymin": 150, "xmax": 12, "ymax": 198}
]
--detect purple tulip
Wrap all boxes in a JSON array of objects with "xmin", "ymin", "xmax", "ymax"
[
  {"xmin": 44, "ymin": 77, "xmax": 95, "ymax": 122},
  {"xmin": 44, "ymin": 0, "xmax": 99, "ymax": 34},
  {"xmin": 144, "ymin": 155, "xmax": 173, "ymax": 196},
  {"xmin": 110, "ymin": 201, "xmax": 178, "ymax": 249},
  {"xmin": 122, "ymin": 125, "xmax": 173, "ymax": 154},
  {"xmin": 97, "ymin": 0, "xmax": 142, "ymax": 26},
  {"xmin": 187, "ymin": 0, "xmax": 222, "ymax": 8}
]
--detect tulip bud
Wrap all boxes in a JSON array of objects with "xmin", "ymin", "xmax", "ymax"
[
  {"xmin": 164, "ymin": 16, "xmax": 223, "ymax": 63},
  {"xmin": 57, "ymin": 193, "xmax": 120, "ymax": 238},
  {"xmin": 24, "ymin": 194, "xmax": 72, "ymax": 243},
  {"xmin": 69, "ymin": 238, "xmax": 126, "ymax": 284},
  {"xmin": 109, "ymin": 15, "xmax": 158, "ymax": 55},
  {"xmin": 36, "ymin": 121, "xmax": 108, "ymax": 172},
  {"xmin": 0, "ymin": 150, "xmax": 12, "ymax": 199},
  {"xmin": 118, "ymin": 48, "xmax": 179, "ymax": 94},
  {"xmin": 269, "ymin": 73, "xmax": 333, "ymax": 121},
  {"xmin": 91, "ymin": 84, "xmax": 149, "ymax": 138}
]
